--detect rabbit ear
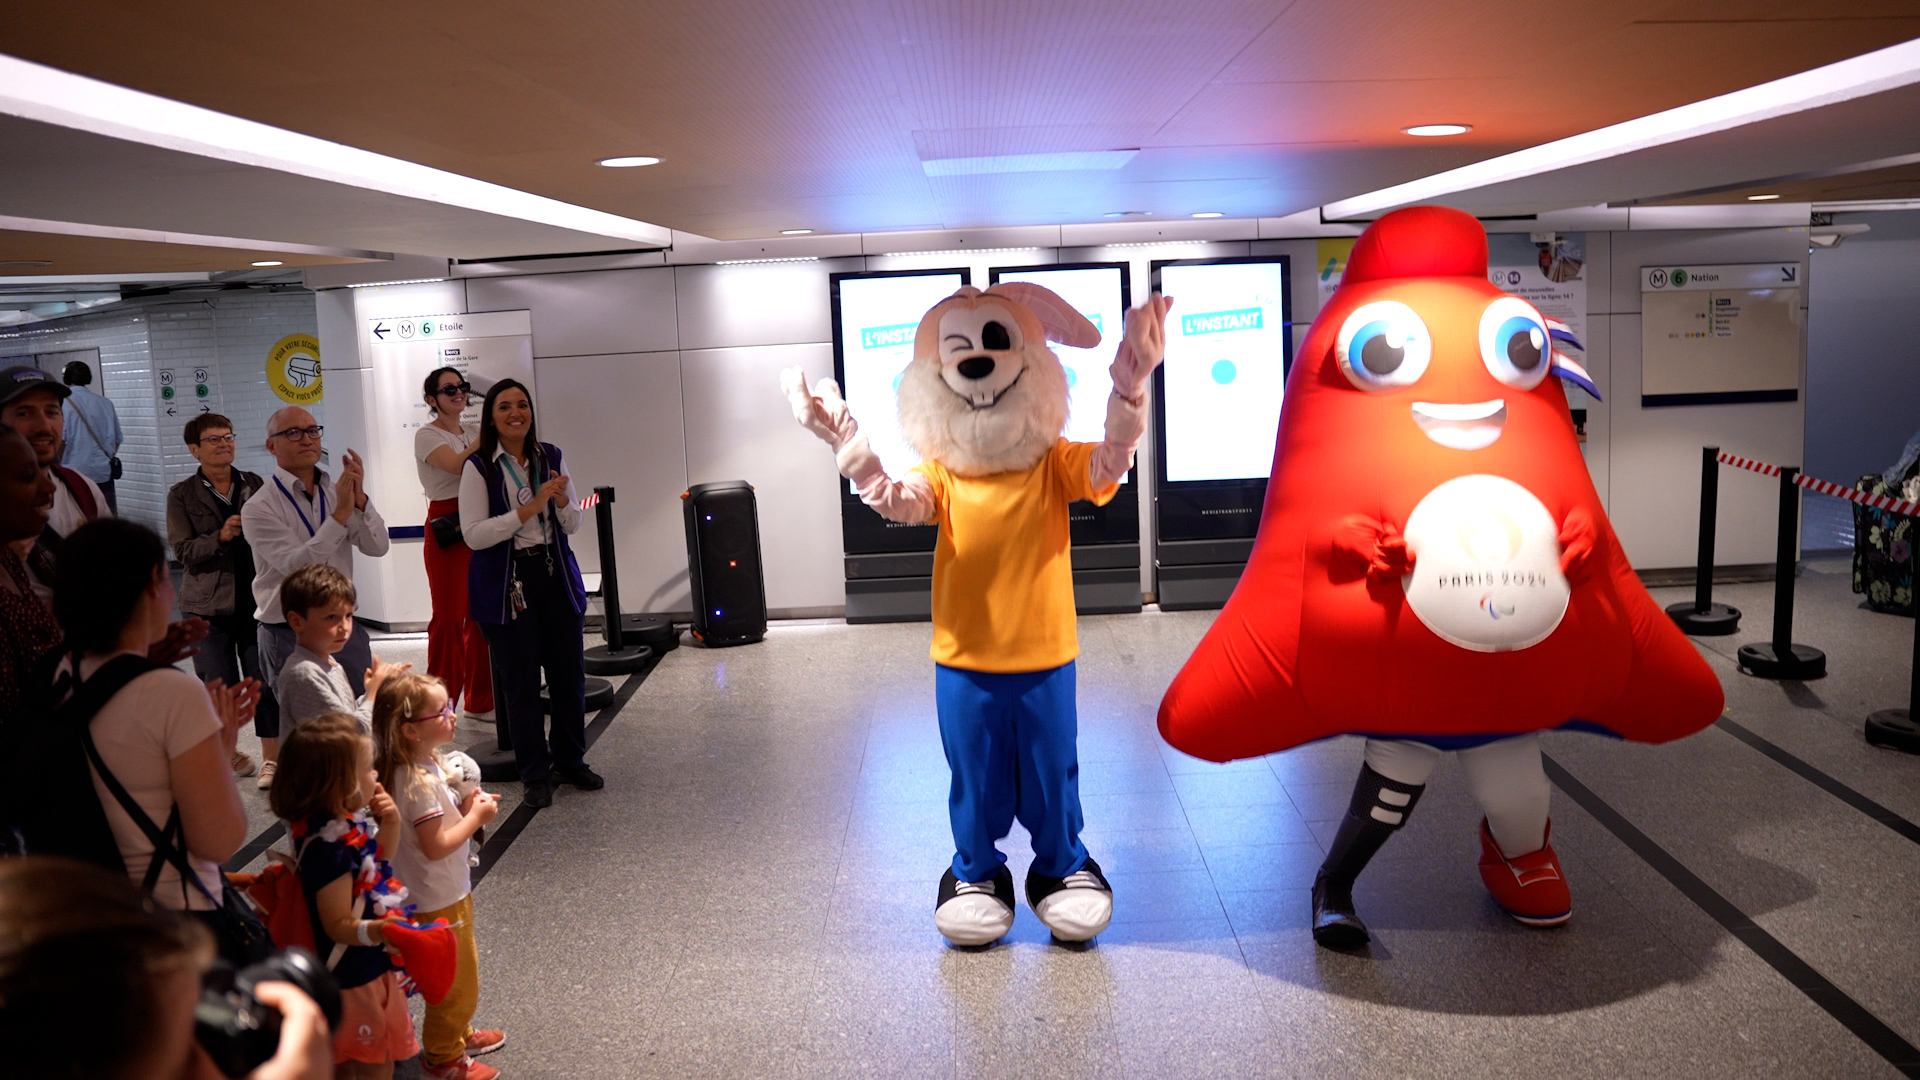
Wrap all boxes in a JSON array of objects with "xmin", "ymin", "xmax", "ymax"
[{"xmin": 988, "ymin": 282, "xmax": 1102, "ymax": 349}]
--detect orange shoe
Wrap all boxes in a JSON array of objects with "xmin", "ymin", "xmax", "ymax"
[
  {"xmin": 1477, "ymin": 818, "xmax": 1571, "ymax": 927},
  {"xmin": 422, "ymin": 1056, "xmax": 499, "ymax": 1080},
  {"xmin": 465, "ymin": 1029, "xmax": 507, "ymax": 1056}
]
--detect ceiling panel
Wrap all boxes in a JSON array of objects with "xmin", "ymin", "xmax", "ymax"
[
  {"xmin": 0, "ymin": 229, "xmax": 371, "ymax": 276},
  {"xmin": 1, "ymin": 2, "xmax": 1918, "ymax": 242}
]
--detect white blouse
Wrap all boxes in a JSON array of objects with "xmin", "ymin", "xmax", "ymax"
[
  {"xmin": 414, "ymin": 422, "xmax": 478, "ymax": 504},
  {"xmin": 458, "ymin": 448, "xmax": 581, "ymax": 551}
]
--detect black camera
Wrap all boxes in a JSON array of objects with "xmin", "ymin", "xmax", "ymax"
[{"xmin": 194, "ymin": 947, "xmax": 343, "ymax": 1077}]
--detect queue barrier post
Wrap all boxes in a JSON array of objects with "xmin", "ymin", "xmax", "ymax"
[
  {"xmin": 1735, "ymin": 466, "xmax": 1827, "ymax": 680},
  {"xmin": 1865, "ymin": 535, "xmax": 1919, "ymax": 754},
  {"xmin": 583, "ymin": 484, "xmax": 652, "ymax": 677},
  {"xmin": 1667, "ymin": 444, "xmax": 1742, "ymax": 635}
]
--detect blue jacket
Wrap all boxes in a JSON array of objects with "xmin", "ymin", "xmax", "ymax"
[{"xmin": 464, "ymin": 442, "xmax": 587, "ymax": 625}]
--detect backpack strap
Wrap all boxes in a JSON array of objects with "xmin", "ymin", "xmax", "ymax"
[
  {"xmin": 67, "ymin": 654, "xmax": 219, "ymax": 910},
  {"xmin": 291, "ymin": 833, "xmax": 356, "ymax": 971},
  {"xmin": 53, "ymin": 467, "xmax": 99, "ymax": 523}
]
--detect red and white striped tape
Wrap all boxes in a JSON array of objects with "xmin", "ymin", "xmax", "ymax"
[
  {"xmin": 1717, "ymin": 451, "xmax": 1919, "ymax": 516},
  {"xmin": 578, "ymin": 491, "xmax": 600, "ymax": 510}
]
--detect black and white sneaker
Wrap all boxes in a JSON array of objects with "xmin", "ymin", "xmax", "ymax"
[
  {"xmin": 935, "ymin": 866, "xmax": 1016, "ymax": 946},
  {"xmin": 1026, "ymin": 856, "xmax": 1113, "ymax": 942}
]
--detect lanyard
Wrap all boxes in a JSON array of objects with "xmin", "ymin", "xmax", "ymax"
[
  {"xmin": 274, "ymin": 476, "xmax": 326, "ymax": 538},
  {"xmin": 498, "ymin": 453, "xmax": 551, "ymax": 547}
]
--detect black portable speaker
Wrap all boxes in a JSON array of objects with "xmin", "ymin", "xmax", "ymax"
[{"xmin": 682, "ymin": 480, "xmax": 767, "ymax": 646}]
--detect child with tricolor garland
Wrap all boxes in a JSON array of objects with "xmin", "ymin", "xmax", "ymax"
[
  {"xmin": 268, "ymin": 712, "xmax": 417, "ymax": 1079},
  {"xmin": 373, "ymin": 673, "xmax": 506, "ymax": 1080}
]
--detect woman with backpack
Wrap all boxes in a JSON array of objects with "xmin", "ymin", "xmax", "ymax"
[{"xmin": 49, "ymin": 518, "xmax": 262, "ymax": 958}]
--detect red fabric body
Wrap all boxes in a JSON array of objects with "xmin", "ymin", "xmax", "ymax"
[
  {"xmin": 424, "ymin": 498, "xmax": 493, "ymax": 712},
  {"xmin": 241, "ymin": 864, "xmax": 319, "ymax": 953},
  {"xmin": 1157, "ymin": 207, "xmax": 1723, "ymax": 763},
  {"xmin": 384, "ymin": 919, "xmax": 459, "ymax": 1005}
]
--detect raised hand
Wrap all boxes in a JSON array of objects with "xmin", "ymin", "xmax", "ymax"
[
  {"xmin": 780, "ymin": 367, "xmax": 860, "ymax": 451},
  {"xmin": 364, "ymin": 654, "xmax": 412, "ymax": 701},
  {"xmin": 206, "ymin": 677, "xmax": 261, "ymax": 753},
  {"xmin": 148, "ymin": 617, "xmax": 209, "ymax": 666},
  {"xmin": 1111, "ymin": 293, "xmax": 1174, "ymax": 399},
  {"xmin": 537, "ymin": 473, "xmax": 569, "ymax": 508},
  {"xmin": 218, "ymin": 514, "xmax": 244, "ymax": 542}
]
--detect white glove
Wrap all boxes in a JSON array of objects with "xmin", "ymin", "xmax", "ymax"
[
  {"xmin": 1109, "ymin": 293, "xmax": 1173, "ymax": 402},
  {"xmin": 780, "ymin": 367, "xmax": 883, "ymax": 482}
]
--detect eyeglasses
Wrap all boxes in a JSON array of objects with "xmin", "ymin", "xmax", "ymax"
[
  {"xmin": 435, "ymin": 383, "xmax": 473, "ymax": 398},
  {"xmin": 269, "ymin": 425, "xmax": 324, "ymax": 442},
  {"xmin": 198, "ymin": 434, "xmax": 237, "ymax": 447}
]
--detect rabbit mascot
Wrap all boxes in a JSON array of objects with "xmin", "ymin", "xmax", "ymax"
[
  {"xmin": 783, "ymin": 284, "xmax": 1171, "ymax": 946},
  {"xmin": 1157, "ymin": 206, "xmax": 1724, "ymax": 949}
]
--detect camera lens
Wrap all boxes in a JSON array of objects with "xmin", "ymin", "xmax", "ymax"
[{"xmin": 196, "ymin": 948, "xmax": 342, "ymax": 1078}]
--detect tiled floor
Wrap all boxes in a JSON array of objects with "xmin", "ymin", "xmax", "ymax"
[{"xmin": 223, "ymin": 556, "xmax": 1920, "ymax": 1077}]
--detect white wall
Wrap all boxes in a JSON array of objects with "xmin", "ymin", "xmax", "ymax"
[
  {"xmin": 0, "ymin": 292, "xmax": 321, "ymax": 538},
  {"xmin": 1806, "ymin": 211, "xmax": 1920, "ymax": 488},
  {"xmin": 310, "ymin": 223, "xmax": 1824, "ymax": 624},
  {"xmin": 1601, "ymin": 228, "xmax": 1810, "ymax": 568}
]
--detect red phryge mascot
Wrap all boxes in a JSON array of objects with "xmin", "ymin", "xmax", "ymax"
[{"xmin": 1157, "ymin": 206, "xmax": 1723, "ymax": 949}]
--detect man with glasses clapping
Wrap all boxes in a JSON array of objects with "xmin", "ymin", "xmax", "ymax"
[
  {"xmin": 166, "ymin": 413, "xmax": 276, "ymax": 779},
  {"xmin": 239, "ymin": 405, "xmax": 389, "ymax": 788}
]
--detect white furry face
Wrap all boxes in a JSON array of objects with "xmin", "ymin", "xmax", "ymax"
[
  {"xmin": 897, "ymin": 336, "xmax": 1069, "ymax": 478},
  {"xmin": 937, "ymin": 302, "xmax": 1028, "ymax": 408}
]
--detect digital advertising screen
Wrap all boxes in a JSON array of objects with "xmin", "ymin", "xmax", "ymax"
[
  {"xmin": 1151, "ymin": 258, "xmax": 1292, "ymax": 484},
  {"xmin": 830, "ymin": 268, "xmax": 970, "ymax": 493},
  {"xmin": 987, "ymin": 263, "xmax": 1131, "ymax": 450}
]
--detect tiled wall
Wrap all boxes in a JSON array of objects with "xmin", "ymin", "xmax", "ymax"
[{"xmin": 0, "ymin": 290, "xmax": 321, "ymax": 538}]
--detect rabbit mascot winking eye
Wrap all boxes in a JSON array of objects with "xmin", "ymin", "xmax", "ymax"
[{"xmin": 783, "ymin": 284, "xmax": 1171, "ymax": 946}]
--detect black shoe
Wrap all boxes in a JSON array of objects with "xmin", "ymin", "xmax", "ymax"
[
  {"xmin": 553, "ymin": 764, "xmax": 605, "ymax": 790},
  {"xmin": 1025, "ymin": 856, "xmax": 1114, "ymax": 942},
  {"xmin": 1311, "ymin": 869, "xmax": 1370, "ymax": 949},
  {"xmin": 1309, "ymin": 764, "xmax": 1426, "ymax": 951},
  {"xmin": 522, "ymin": 780, "xmax": 554, "ymax": 809},
  {"xmin": 935, "ymin": 865, "xmax": 1016, "ymax": 946}
]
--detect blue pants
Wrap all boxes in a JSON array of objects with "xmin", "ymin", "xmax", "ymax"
[{"xmin": 936, "ymin": 661, "xmax": 1088, "ymax": 883}]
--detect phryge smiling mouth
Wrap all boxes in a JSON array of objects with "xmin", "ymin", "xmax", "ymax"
[{"xmin": 1411, "ymin": 399, "xmax": 1506, "ymax": 450}]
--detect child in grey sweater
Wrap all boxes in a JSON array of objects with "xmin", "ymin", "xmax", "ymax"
[{"xmin": 275, "ymin": 563, "xmax": 409, "ymax": 734}]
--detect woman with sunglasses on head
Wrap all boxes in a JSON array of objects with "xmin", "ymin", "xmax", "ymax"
[
  {"xmin": 414, "ymin": 368, "xmax": 493, "ymax": 724},
  {"xmin": 458, "ymin": 379, "xmax": 601, "ymax": 808}
]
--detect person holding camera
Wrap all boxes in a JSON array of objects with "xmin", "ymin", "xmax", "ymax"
[
  {"xmin": 0, "ymin": 856, "xmax": 333, "ymax": 1080},
  {"xmin": 415, "ymin": 366, "xmax": 493, "ymax": 721}
]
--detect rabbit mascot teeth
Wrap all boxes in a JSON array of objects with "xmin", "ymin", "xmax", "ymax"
[{"xmin": 783, "ymin": 284, "xmax": 1171, "ymax": 946}]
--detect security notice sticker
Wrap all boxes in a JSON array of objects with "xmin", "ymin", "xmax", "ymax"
[{"xmin": 267, "ymin": 333, "xmax": 323, "ymax": 405}]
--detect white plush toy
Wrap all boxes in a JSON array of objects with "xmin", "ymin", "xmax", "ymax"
[
  {"xmin": 784, "ymin": 284, "xmax": 1170, "ymax": 946},
  {"xmin": 441, "ymin": 748, "xmax": 487, "ymax": 866}
]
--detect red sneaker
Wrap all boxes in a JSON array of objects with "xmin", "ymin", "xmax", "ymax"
[
  {"xmin": 465, "ymin": 1029, "xmax": 507, "ymax": 1056},
  {"xmin": 1477, "ymin": 818, "xmax": 1572, "ymax": 927},
  {"xmin": 422, "ymin": 1057, "xmax": 499, "ymax": 1080}
]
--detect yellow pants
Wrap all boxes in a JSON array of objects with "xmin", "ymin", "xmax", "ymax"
[{"xmin": 414, "ymin": 894, "xmax": 480, "ymax": 1067}]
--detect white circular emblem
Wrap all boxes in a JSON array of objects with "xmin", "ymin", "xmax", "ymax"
[
  {"xmin": 516, "ymin": 487, "xmax": 533, "ymax": 506},
  {"xmin": 1400, "ymin": 474, "xmax": 1570, "ymax": 653}
]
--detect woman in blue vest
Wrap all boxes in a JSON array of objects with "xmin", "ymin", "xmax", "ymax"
[{"xmin": 457, "ymin": 379, "xmax": 601, "ymax": 808}]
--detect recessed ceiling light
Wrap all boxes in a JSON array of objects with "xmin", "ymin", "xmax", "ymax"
[
  {"xmin": 0, "ymin": 259, "xmax": 53, "ymax": 267},
  {"xmin": 250, "ymin": 260, "xmax": 284, "ymax": 267},
  {"xmin": 1103, "ymin": 210, "xmax": 1150, "ymax": 218},
  {"xmin": 779, "ymin": 228, "xmax": 813, "ymax": 235},
  {"xmin": 1191, "ymin": 212, "xmax": 1224, "ymax": 219},
  {"xmin": 1747, "ymin": 193, "xmax": 1781, "ymax": 201},
  {"xmin": 1403, "ymin": 124, "xmax": 1473, "ymax": 137},
  {"xmin": 1330, "ymin": 39, "xmax": 1920, "ymax": 220},
  {"xmin": 597, "ymin": 156, "xmax": 661, "ymax": 168}
]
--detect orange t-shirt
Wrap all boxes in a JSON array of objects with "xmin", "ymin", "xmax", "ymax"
[{"xmin": 912, "ymin": 439, "xmax": 1117, "ymax": 673}]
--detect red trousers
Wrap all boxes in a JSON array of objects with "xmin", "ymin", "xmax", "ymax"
[{"xmin": 423, "ymin": 498, "xmax": 493, "ymax": 713}]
